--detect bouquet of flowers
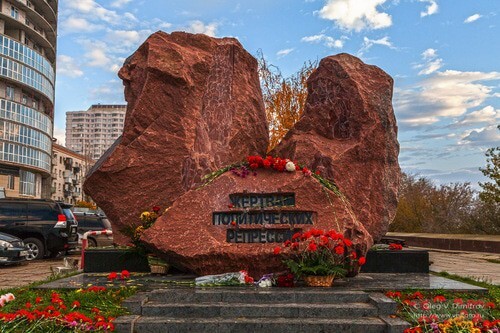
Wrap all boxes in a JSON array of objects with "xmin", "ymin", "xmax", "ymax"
[{"xmin": 274, "ymin": 228, "xmax": 365, "ymax": 279}]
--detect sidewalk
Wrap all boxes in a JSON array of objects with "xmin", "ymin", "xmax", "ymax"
[
  {"xmin": 0, "ymin": 257, "xmax": 76, "ymax": 290},
  {"xmin": 425, "ymin": 248, "xmax": 500, "ymax": 285}
]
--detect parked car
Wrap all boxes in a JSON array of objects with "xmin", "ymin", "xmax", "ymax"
[
  {"xmin": 0, "ymin": 232, "xmax": 28, "ymax": 265},
  {"xmin": 0, "ymin": 198, "xmax": 79, "ymax": 260},
  {"xmin": 73, "ymin": 212, "xmax": 113, "ymax": 247}
]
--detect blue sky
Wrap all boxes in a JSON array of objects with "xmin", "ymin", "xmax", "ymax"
[{"xmin": 54, "ymin": 0, "xmax": 499, "ymax": 188}]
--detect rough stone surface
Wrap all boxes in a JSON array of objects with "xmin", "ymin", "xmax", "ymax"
[
  {"xmin": 84, "ymin": 31, "xmax": 268, "ymax": 243},
  {"xmin": 142, "ymin": 170, "xmax": 373, "ymax": 278},
  {"xmin": 271, "ymin": 53, "xmax": 400, "ymax": 242}
]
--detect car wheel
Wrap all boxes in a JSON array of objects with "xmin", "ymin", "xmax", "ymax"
[
  {"xmin": 87, "ymin": 238, "xmax": 97, "ymax": 248},
  {"xmin": 23, "ymin": 238, "xmax": 44, "ymax": 260}
]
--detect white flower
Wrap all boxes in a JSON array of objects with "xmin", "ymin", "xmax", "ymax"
[
  {"xmin": 285, "ymin": 161, "xmax": 296, "ymax": 172},
  {"xmin": 258, "ymin": 279, "xmax": 272, "ymax": 288},
  {"xmin": 5, "ymin": 293, "xmax": 14, "ymax": 301}
]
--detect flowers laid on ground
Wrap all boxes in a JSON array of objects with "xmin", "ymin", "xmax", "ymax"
[
  {"xmin": 385, "ymin": 290, "xmax": 499, "ymax": 333},
  {"xmin": 0, "ymin": 286, "xmax": 136, "ymax": 332},
  {"xmin": 195, "ymin": 270, "xmax": 255, "ymax": 286},
  {"xmin": 274, "ymin": 228, "xmax": 365, "ymax": 279},
  {"xmin": 388, "ymin": 243, "xmax": 404, "ymax": 251},
  {"xmin": 107, "ymin": 270, "xmax": 131, "ymax": 281}
]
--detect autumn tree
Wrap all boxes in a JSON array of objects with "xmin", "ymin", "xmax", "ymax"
[
  {"xmin": 479, "ymin": 125, "xmax": 500, "ymax": 205},
  {"xmin": 390, "ymin": 173, "xmax": 498, "ymax": 234},
  {"xmin": 257, "ymin": 50, "xmax": 317, "ymax": 151}
]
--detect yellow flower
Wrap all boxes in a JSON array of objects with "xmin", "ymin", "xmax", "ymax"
[{"xmin": 140, "ymin": 211, "xmax": 151, "ymax": 220}]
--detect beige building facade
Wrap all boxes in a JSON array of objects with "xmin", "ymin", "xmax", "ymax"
[
  {"xmin": 65, "ymin": 104, "xmax": 126, "ymax": 161},
  {"xmin": 0, "ymin": 0, "xmax": 57, "ymax": 199},
  {"xmin": 51, "ymin": 143, "xmax": 92, "ymax": 204}
]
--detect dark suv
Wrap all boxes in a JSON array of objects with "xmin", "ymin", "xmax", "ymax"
[
  {"xmin": 73, "ymin": 212, "xmax": 113, "ymax": 247},
  {"xmin": 0, "ymin": 198, "xmax": 78, "ymax": 260}
]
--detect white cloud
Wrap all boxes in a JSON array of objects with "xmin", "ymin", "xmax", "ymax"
[
  {"xmin": 459, "ymin": 125, "xmax": 500, "ymax": 146},
  {"xmin": 394, "ymin": 70, "xmax": 500, "ymax": 128},
  {"xmin": 65, "ymin": 0, "xmax": 136, "ymax": 25},
  {"xmin": 276, "ymin": 48, "xmax": 294, "ymax": 58},
  {"xmin": 455, "ymin": 106, "xmax": 500, "ymax": 126},
  {"xmin": 358, "ymin": 36, "xmax": 395, "ymax": 55},
  {"xmin": 420, "ymin": 0, "xmax": 438, "ymax": 17},
  {"xmin": 184, "ymin": 20, "xmax": 218, "ymax": 37},
  {"xmin": 301, "ymin": 34, "xmax": 346, "ymax": 48},
  {"xmin": 57, "ymin": 55, "xmax": 84, "ymax": 78},
  {"xmin": 60, "ymin": 17, "xmax": 103, "ymax": 33},
  {"xmin": 89, "ymin": 80, "xmax": 126, "ymax": 102},
  {"xmin": 414, "ymin": 48, "xmax": 443, "ymax": 75},
  {"xmin": 110, "ymin": 0, "xmax": 132, "ymax": 8},
  {"xmin": 464, "ymin": 14, "xmax": 482, "ymax": 24},
  {"xmin": 318, "ymin": 0, "xmax": 392, "ymax": 32},
  {"xmin": 418, "ymin": 59, "xmax": 443, "ymax": 75},
  {"xmin": 422, "ymin": 48, "xmax": 437, "ymax": 59},
  {"xmin": 86, "ymin": 48, "xmax": 112, "ymax": 68}
]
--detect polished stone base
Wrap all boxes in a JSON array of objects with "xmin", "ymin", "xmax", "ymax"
[
  {"xmin": 83, "ymin": 249, "xmax": 150, "ymax": 272},
  {"xmin": 361, "ymin": 249, "xmax": 430, "ymax": 273}
]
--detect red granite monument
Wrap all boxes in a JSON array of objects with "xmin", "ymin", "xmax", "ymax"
[
  {"xmin": 84, "ymin": 31, "xmax": 400, "ymax": 277},
  {"xmin": 84, "ymin": 31, "xmax": 269, "ymax": 244}
]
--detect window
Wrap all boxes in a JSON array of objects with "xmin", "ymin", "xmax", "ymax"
[
  {"xmin": 7, "ymin": 175, "xmax": 15, "ymax": 190},
  {"xmin": 19, "ymin": 170, "xmax": 36, "ymax": 196},
  {"xmin": 22, "ymin": 94, "xmax": 28, "ymax": 104},
  {"xmin": 6, "ymin": 86, "xmax": 15, "ymax": 100},
  {"xmin": 11, "ymin": 6, "xmax": 19, "ymax": 20},
  {"xmin": 32, "ymin": 98, "xmax": 39, "ymax": 109}
]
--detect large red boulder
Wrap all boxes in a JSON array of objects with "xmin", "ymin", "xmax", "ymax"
[
  {"xmin": 84, "ymin": 31, "xmax": 268, "ymax": 243},
  {"xmin": 142, "ymin": 169, "xmax": 373, "ymax": 278},
  {"xmin": 272, "ymin": 53, "xmax": 400, "ymax": 242}
]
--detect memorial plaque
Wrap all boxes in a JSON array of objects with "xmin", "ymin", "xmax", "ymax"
[{"xmin": 229, "ymin": 192, "xmax": 295, "ymax": 208}]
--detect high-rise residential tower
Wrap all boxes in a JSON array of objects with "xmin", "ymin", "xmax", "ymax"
[
  {"xmin": 0, "ymin": 0, "xmax": 57, "ymax": 199},
  {"xmin": 65, "ymin": 104, "xmax": 126, "ymax": 161}
]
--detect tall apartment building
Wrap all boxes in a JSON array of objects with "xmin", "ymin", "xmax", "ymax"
[
  {"xmin": 51, "ymin": 143, "xmax": 87, "ymax": 204},
  {"xmin": 65, "ymin": 104, "xmax": 126, "ymax": 161},
  {"xmin": 0, "ymin": 0, "xmax": 57, "ymax": 199}
]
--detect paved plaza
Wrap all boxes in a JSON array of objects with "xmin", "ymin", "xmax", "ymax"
[{"xmin": 0, "ymin": 249, "xmax": 499, "ymax": 290}]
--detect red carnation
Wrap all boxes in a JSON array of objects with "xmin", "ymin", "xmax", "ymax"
[
  {"xmin": 107, "ymin": 272, "xmax": 118, "ymax": 280},
  {"xmin": 307, "ymin": 242, "xmax": 317, "ymax": 252},
  {"xmin": 343, "ymin": 238, "xmax": 353, "ymax": 247},
  {"xmin": 358, "ymin": 257, "xmax": 366, "ymax": 265},
  {"xmin": 152, "ymin": 205, "xmax": 161, "ymax": 213},
  {"xmin": 121, "ymin": 270, "xmax": 131, "ymax": 279},
  {"xmin": 273, "ymin": 246, "xmax": 281, "ymax": 255},
  {"xmin": 230, "ymin": 221, "xmax": 236, "ymax": 226},
  {"xmin": 334, "ymin": 246, "xmax": 344, "ymax": 255}
]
